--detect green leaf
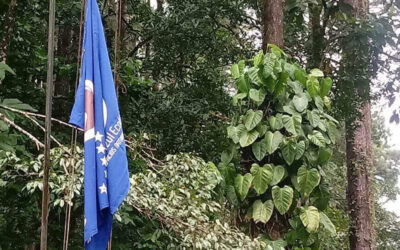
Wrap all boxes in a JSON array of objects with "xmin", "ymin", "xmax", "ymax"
[
  {"xmin": 253, "ymin": 50, "xmax": 264, "ymax": 67},
  {"xmin": 0, "ymin": 120, "xmax": 8, "ymax": 131},
  {"xmin": 244, "ymin": 109, "xmax": 263, "ymax": 131},
  {"xmin": 314, "ymin": 96, "xmax": 324, "ymax": 111},
  {"xmin": 268, "ymin": 44, "xmax": 285, "ymax": 57},
  {"xmin": 251, "ymin": 164, "xmax": 273, "ymax": 194},
  {"xmin": 256, "ymin": 124, "xmax": 268, "ymax": 137},
  {"xmin": 300, "ymin": 206, "xmax": 320, "ymax": 233},
  {"xmin": 293, "ymin": 93, "xmax": 308, "ymax": 113},
  {"xmin": 282, "ymin": 114, "xmax": 302, "ymax": 136},
  {"xmin": 238, "ymin": 60, "xmax": 245, "ymax": 74},
  {"xmin": 308, "ymin": 130, "xmax": 326, "ymax": 147},
  {"xmin": 265, "ymin": 131, "xmax": 283, "ymax": 154},
  {"xmin": 269, "ymin": 114, "xmax": 283, "ymax": 131},
  {"xmin": 318, "ymin": 147, "xmax": 332, "ymax": 165},
  {"xmin": 297, "ymin": 166, "xmax": 321, "ymax": 197},
  {"xmin": 231, "ymin": 64, "xmax": 240, "ymax": 78},
  {"xmin": 249, "ymin": 88, "xmax": 266, "ymax": 105},
  {"xmin": 319, "ymin": 212, "xmax": 336, "ymax": 236},
  {"xmin": 295, "ymin": 141, "xmax": 306, "ymax": 160},
  {"xmin": 294, "ymin": 69, "xmax": 308, "ymax": 87},
  {"xmin": 219, "ymin": 163, "xmax": 236, "ymax": 186},
  {"xmin": 0, "ymin": 62, "xmax": 15, "ymax": 75},
  {"xmin": 252, "ymin": 140, "xmax": 267, "ymax": 161},
  {"xmin": 306, "ymin": 110, "xmax": 320, "ymax": 128},
  {"xmin": 252, "ymin": 199, "xmax": 274, "ymax": 223},
  {"xmin": 282, "ymin": 140, "xmax": 305, "ymax": 165},
  {"xmin": 237, "ymin": 75, "xmax": 250, "ymax": 94},
  {"xmin": 282, "ymin": 142, "xmax": 296, "ymax": 165},
  {"xmin": 310, "ymin": 69, "xmax": 324, "ymax": 78},
  {"xmin": 272, "ymin": 185, "xmax": 293, "ymax": 215},
  {"xmin": 234, "ymin": 173, "xmax": 253, "ymax": 201},
  {"xmin": 221, "ymin": 149, "xmax": 233, "ymax": 164},
  {"xmin": 264, "ymin": 77, "xmax": 277, "ymax": 93},
  {"xmin": 323, "ymin": 96, "xmax": 332, "ymax": 109},
  {"xmin": 320, "ymin": 77, "xmax": 332, "ymax": 97},
  {"xmin": 283, "ymin": 102, "xmax": 300, "ymax": 116},
  {"xmin": 306, "ymin": 78, "xmax": 320, "ymax": 98},
  {"xmin": 232, "ymin": 93, "xmax": 247, "ymax": 106},
  {"xmin": 226, "ymin": 185, "xmax": 239, "ymax": 206},
  {"xmin": 239, "ymin": 129, "xmax": 259, "ymax": 147},
  {"xmin": 275, "ymin": 72, "xmax": 288, "ymax": 97},
  {"xmin": 326, "ymin": 121, "xmax": 337, "ymax": 144},
  {"xmin": 227, "ymin": 124, "xmax": 246, "ymax": 144},
  {"xmin": 263, "ymin": 238, "xmax": 287, "ymax": 250},
  {"xmin": 2, "ymin": 99, "xmax": 37, "ymax": 112},
  {"xmin": 248, "ymin": 67, "xmax": 262, "ymax": 85},
  {"xmin": 271, "ymin": 165, "xmax": 286, "ymax": 185},
  {"xmin": 288, "ymin": 80, "xmax": 304, "ymax": 95}
]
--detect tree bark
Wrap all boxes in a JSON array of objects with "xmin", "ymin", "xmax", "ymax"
[
  {"xmin": 342, "ymin": 0, "xmax": 376, "ymax": 249},
  {"xmin": 0, "ymin": 0, "xmax": 17, "ymax": 64},
  {"xmin": 308, "ymin": 1, "xmax": 324, "ymax": 69},
  {"xmin": 261, "ymin": 0, "xmax": 285, "ymax": 51}
]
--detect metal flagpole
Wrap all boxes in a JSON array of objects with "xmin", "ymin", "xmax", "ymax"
[{"xmin": 40, "ymin": 0, "xmax": 56, "ymax": 249}]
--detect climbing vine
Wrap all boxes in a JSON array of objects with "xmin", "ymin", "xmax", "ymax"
[{"xmin": 220, "ymin": 45, "xmax": 338, "ymax": 248}]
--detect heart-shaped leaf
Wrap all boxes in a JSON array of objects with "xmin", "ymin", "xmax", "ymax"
[
  {"xmin": 227, "ymin": 124, "xmax": 246, "ymax": 144},
  {"xmin": 249, "ymin": 89, "xmax": 266, "ymax": 105},
  {"xmin": 297, "ymin": 166, "xmax": 321, "ymax": 197},
  {"xmin": 252, "ymin": 199, "xmax": 274, "ymax": 223},
  {"xmin": 272, "ymin": 185, "xmax": 293, "ymax": 215},
  {"xmin": 244, "ymin": 109, "xmax": 263, "ymax": 131},
  {"xmin": 282, "ymin": 140, "xmax": 305, "ymax": 165},
  {"xmin": 306, "ymin": 78, "xmax": 320, "ymax": 98},
  {"xmin": 234, "ymin": 173, "xmax": 253, "ymax": 201},
  {"xmin": 252, "ymin": 140, "xmax": 267, "ymax": 161},
  {"xmin": 282, "ymin": 114, "xmax": 302, "ymax": 136},
  {"xmin": 300, "ymin": 206, "xmax": 320, "ymax": 233},
  {"xmin": 265, "ymin": 131, "xmax": 283, "ymax": 154},
  {"xmin": 320, "ymin": 77, "xmax": 332, "ymax": 97},
  {"xmin": 268, "ymin": 114, "xmax": 283, "ymax": 131},
  {"xmin": 271, "ymin": 165, "xmax": 286, "ymax": 185},
  {"xmin": 306, "ymin": 110, "xmax": 320, "ymax": 128},
  {"xmin": 293, "ymin": 94, "xmax": 308, "ymax": 113},
  {"xmin": 251, "ymin": 164, "xmax": 273, "ymax": 195},
  {"xmin": 239, "ymin": 129, "xmax": 259, "ymax": 147},
  {"xmin": 308, "ymin": 130, "xmax": 326, "ymax": 147}
]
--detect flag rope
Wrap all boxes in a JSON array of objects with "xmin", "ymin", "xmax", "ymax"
[{"xmin": 63, "ymin": 0, "xmax": 86, "ymax": 249}]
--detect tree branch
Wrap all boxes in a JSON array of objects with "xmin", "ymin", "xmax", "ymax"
[{"xmin": 0, "ymin": 112, "xmax": 44, "ymax": 149}]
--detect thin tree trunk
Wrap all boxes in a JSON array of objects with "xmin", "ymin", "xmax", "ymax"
[
  {"xmin": 260, "ymin": 0, "xmax": 287, "ymax": 240},
  {"xmin": 308, "ymin": 1, "xmax": 324, "ymax": 69},
  {"xmin": 262, "ymin": 0, "xmax": 285, "ymax": 51},
  {"xmin": 341, "ymin": 0, "xmax": 376, "ymax": 249},
  {"xmin": 0, "ymin": 0, "xmax": 17, "ymax": 63}
]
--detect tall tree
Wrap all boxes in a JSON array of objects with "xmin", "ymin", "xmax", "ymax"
[
  {"xmin": 262, "ymin": 0, "xmax": 285, "ymax": 50},
  {"xmin": 340, "ymin": 0, "xmax": 376, "ymax": 249},
  {"xmin": 0, "ymin": 0, "xmax": 17, "ymax": 64}
]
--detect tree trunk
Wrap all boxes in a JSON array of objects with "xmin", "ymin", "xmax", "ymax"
[
  {"xmin": 308, "ymin": 1, "xmax": 324, "ymax": 69},
  {"xmin": 261, "ymin": 0, "xmax": 285, "ymax": 51},
  {"xmin": 342, "ymin": 0, "xmax": 376, "ymax": 249},
  {"xmin": 0, "ymin": 0, "xmax": 17, "ymax": 64},
  {"xmin": 260, "ymin": 0, "xmax": 286, "ymax": 240}
]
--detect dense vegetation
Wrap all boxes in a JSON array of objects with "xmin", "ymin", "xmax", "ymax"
[{"xmin": 0, "ymin": 0, "xmax": 400, "ymax": 249}]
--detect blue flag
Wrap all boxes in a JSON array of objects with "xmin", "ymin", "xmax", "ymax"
[{"xmin": 69, "ymin": 0, "xmax": 130, "ymax": 248}]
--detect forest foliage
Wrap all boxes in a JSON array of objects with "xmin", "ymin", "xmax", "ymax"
[{"xmin": 0, "ymin": 0, "xmax": 400, "ymax": 249}]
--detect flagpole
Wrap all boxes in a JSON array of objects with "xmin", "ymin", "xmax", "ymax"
[{"xmin": 40, "ymin": 0, "xmax": 56, "ymax": 249}]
